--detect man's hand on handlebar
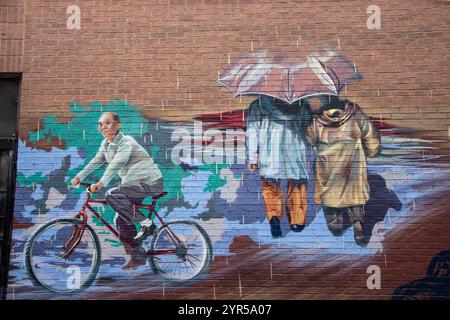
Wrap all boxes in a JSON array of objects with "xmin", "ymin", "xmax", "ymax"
[
  {"xmin": 90, "ymin": 182, "xmax": 104, "ymax": 193},
  {"xmin": 71, "ymin": 177, "xmax": 81, "ymax": 187},
  {"xmin": 70, "ymin": 177, "xmax": 103, "ymax": 193}
]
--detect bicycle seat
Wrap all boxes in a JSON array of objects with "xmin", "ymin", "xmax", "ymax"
[{"xmin": 152, "ymin": 192, "xmax": 168, "ymax": 200}]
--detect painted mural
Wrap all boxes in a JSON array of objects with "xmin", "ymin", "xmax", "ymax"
[{"xmin": 7, "ymin": 50, "xmax": 450, "ymax": 299}]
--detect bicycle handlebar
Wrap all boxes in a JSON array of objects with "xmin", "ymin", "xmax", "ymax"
[
  {"xmin": 69, "ymin": 182, "xmax": 92, "ymax": 192},
  {"xmin": 79, "ymin": 182, "xmax": 92, "ymax": 188}
]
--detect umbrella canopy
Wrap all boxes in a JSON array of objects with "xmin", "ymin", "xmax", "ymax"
[{"xmin": 217, "ymin": 50, "xmax": 362, "ymax": 104}]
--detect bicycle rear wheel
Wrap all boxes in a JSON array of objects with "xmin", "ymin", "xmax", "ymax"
[
  {"xmin": 149, "ymin": 220, "xmax": 212, "ymax": 282},
  {"xmin": 24, "ymin": 218, "xmax": 101, "ymax": 294}
]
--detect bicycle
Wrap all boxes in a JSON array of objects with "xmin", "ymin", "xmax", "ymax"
[{"xmin": 24, "ymin": 182, "xmax": 213, "ymax": 294}]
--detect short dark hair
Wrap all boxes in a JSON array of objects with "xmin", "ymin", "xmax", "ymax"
[
  {"xmin": 101, "ymin": 112, "xmax": 120, "ymax": 123},
  {"xmin": 112, "ymin": 113, "xmax": 120, "ymax": 123}
]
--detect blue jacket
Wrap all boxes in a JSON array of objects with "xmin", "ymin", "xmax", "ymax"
[{"xmin": 246, "ymin": 97, "xmax": 310, "ymax": 180}]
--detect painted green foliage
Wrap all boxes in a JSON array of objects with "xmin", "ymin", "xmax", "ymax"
[{"xmin": 16, "ymin": 172, "xmax": 48, "ymax": 187}]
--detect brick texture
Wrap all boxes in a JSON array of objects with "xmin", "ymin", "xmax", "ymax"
[{"xmin": 2, "ymin": 0, "xmax": 450, "ymax": 300}]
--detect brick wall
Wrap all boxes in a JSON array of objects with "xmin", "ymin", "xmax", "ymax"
[
  {"xmin": 2, "ymin": 0, "xmax": 450, "ymax": 300},
  {"xmin": 0, "ymin": 0, "xmax": 25, "ymax": 73}
]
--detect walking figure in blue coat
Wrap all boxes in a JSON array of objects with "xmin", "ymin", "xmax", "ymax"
[{"xmin": 246, "ymin": 97, "xmax": 311, "ymax": 238}]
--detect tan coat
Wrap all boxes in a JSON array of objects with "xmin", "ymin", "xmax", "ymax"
[{"xmin": 305, "ymin": 103, "xmax": 381, "ymax": 208}]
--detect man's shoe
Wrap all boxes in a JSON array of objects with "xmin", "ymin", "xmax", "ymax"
[
  {"xmin": 134, "ymin": 219, "xmax": 157, "ymax": 241},
  {"xmin": 121, "ymin": 257, "xmax": 147, "ymax": 270},
  {"xmin": 121, "ymin": 247, "xmax": 148, "ymax": 270},
  {"xmin": 353, "ymin": 221, "xmax": 367, "ymax": 247},
  {"xmin": 290, "ymin": 224, "xmax": 305, "ymax": 232},
  {"xmin": 269, "ymin": 217, "xmax": 282, "ymax": 238}
]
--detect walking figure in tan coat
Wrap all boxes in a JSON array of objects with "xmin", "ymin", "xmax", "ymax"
[{"xmin": 305, "ymin": 95, "xmax": 381, "ymax": 246}]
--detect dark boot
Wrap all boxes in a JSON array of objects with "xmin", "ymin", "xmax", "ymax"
[
  {"xmin": 270, "ymin": 217, "xmax": 282, "ymax": 238},
  {"xmin": 290, "ymin": 224, "xmax": 305, "ymax": 233},
  {"xmin": 122, "ymin": 246, "xmax": 148, "ymax": 270},
  {"xmin": 353, "ymin": 221, "xmax": 367, "ymax": 247},
  {"xmin": 324, "ymin": 207, "xmax": 345, "ymax": 236}
]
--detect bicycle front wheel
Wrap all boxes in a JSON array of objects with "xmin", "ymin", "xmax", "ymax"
[
  {"xmin": 149, "ymin": 220, "xmax": 213, "ymax": 282},
  {"xmin": 24, "ymin": 218, "xmax": 101, "ymax": 294}
]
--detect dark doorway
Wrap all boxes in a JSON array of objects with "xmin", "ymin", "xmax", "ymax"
[{"xmin": 0, "ymin": 75, "xmax": 20, "ymax": 300}]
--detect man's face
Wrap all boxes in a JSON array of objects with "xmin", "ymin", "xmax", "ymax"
[{"xmin": 98, "ymin": 114, "xmax": 120, "ymax": 139}]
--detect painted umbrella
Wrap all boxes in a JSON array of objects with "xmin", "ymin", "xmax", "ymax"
[{"xmin": 217, "ymin": 50, "xmax": 362, "ymax": 104}]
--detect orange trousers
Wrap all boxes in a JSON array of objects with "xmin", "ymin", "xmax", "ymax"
[{"xmin": 261, "ymin": 178, "xmax": 307, "ymax": 225}]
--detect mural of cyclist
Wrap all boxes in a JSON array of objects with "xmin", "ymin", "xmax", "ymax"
[{"xmin": 71, "ymin": 112, "xmax": 164, "ymax": 269}]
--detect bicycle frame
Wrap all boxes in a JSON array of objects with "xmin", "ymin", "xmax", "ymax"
[{"xmin": 63, "ymin": 187, "xmax": 183, "ymax": 259}]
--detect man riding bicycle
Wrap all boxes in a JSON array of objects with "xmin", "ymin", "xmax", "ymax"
[{"xmin": 71, "ymin": 112, "xmax": 164, "ymax": 269}]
